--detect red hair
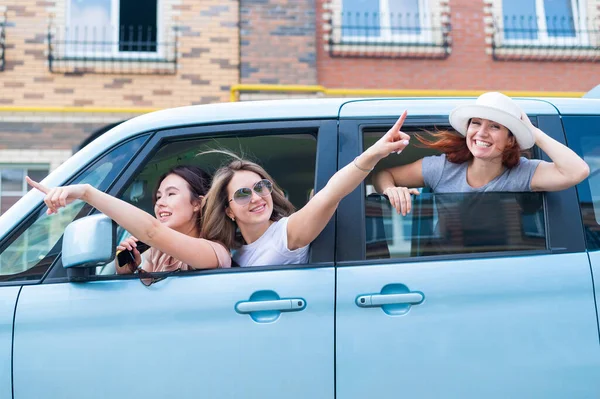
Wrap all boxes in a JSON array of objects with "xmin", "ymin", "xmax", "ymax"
[{"xmin": 414, "ymin": 128, "xmax": 523, "ymax": 168}]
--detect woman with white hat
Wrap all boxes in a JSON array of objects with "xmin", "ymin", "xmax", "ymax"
[{"xmin": 373, "ymin": 91, "xmax": 590, "ymax": 216}]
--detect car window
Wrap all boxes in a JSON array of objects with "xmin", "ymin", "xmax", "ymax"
[
  {"xmin": 365, "ymin": 192, "xmax": 546, "ymax": 259},
  {"xmin": 362, "ymin": 128, "xmax": 547, "ymax": 260},
  {"xmin": 0, "ymin": 136, "xmax": 147, "ymax": 283},
  {"xmin": 97, "ymin": 132, "xmax": 317, "ymax": 275},
  {"xmin": 562, "ymin": 116, "xmax": 600, "ymax": 250}
]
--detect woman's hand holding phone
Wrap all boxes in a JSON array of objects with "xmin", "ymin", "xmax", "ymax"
[{"xmin": 116, "ymin": 236, "xmax": 144, "ymax": 272}]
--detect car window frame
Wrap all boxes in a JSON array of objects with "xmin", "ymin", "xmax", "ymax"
[
  {"xmin": 335, "ymin": 114, "xmax": 586, "ymax": 266},
  {"xmin": 41, "ymin": 118, "xmax": 338, "ymax": 285}
]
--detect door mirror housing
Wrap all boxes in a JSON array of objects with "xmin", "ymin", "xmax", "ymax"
[{"xmin": 62, "ymin": 214, "xmax": 116, "ymax": 269}]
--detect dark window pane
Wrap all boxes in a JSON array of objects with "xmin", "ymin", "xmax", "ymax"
[{"xmin": 119, "ymin": 0, "xmax": 157, "ymax": 52}]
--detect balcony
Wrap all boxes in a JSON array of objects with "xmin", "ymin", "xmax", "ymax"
[
  {"xmin": 326, "ymin": 11, "xmax": 451, "ymax": 59},
  {"xmin": 491, "ymin": 15, "xmax": 600, "ymax": 62},
  {"xmin": 47, "ymin": 24, "xmax": 178, "ymax": 75}
]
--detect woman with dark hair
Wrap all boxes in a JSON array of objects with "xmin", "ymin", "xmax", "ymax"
[
  {"xmin": 115, "ymin": 165, "xmax": 230, "ymax": 274},
  {"xmin": 373, "ymin": 92, "xmax": 590, "ymax": 215},
  {"xmin": 201, "ymin": 113, "xmax": 412, "ymax": 267},
  {"xmin": 26, "ymin": 165, "xmax": 231, "ymax": 273}
]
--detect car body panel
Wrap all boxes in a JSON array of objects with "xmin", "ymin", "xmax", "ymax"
[
  {"xmin": 13, "ymin": 268, "xmax": 335, "ymax": 399},
  {"xmin": 336, "ymin": 253, "xmax": 600, "ymax": 398}
]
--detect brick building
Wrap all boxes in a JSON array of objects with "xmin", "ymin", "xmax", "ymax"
[
  {"xmin": 317, "ymin": 0, "xmax": 600, "ymax": 91},
  {"xmin": 234, "ymin": 0, "xmax": 599, "ymax": 99}
]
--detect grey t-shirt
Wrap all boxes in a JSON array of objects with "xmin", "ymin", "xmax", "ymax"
[{"xmin": 422, "ymin": 154, "xmax": 541, "ymax": 193}]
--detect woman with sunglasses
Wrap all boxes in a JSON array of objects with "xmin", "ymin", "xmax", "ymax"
[
  {"xmin": 201, "ymin": 111, "xmax": 411, "ymax": 266},
  {"xmin": 26, "ymin": 165, "xmax": 232, "ymax": 272}
]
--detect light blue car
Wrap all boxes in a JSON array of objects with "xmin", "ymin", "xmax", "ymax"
[{"xmin": 1, "ymin": 97, "xmax": 600, "ymax": 398}]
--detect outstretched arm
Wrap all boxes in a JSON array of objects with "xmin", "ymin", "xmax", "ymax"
[
  {"xmin": 26, "ymin": 177, "xmax": 223, "ymax": 269},
  {"xmin": 286, "ymin": 111, "xmax": 411, "ymax": 250},
  {"xmin": 525, "ymin": 114, "xmax": 590, "ymax": 191}
]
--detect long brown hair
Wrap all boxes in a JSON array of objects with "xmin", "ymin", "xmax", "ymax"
[
  {"xmin": 153, "ymin": 165, "xmax": 212, "ymax": 235},
  {"xmin": 200, "ymin": 150, "xmax": 295, "ymax": 249},
  {"xmin": 414, "ymin": 122, "xmax": 522, "ymax": 168}
]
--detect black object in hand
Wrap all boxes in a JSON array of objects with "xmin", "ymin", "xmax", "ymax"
[{"xmin": 117, "ymin": 241, "xmax": 151, "ymax": 267}]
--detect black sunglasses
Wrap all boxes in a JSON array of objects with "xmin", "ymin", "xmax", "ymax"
[
  {"xmin": 229, "ymin": 179, "xmax": 273, "ymax": 206},
  {"xmin": 136, "ymin": 268, "xmax": 181, "ymax": 287}
]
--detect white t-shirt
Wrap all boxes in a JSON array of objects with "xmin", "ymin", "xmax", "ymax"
[{"xmin": 234, "ymin": 217, "xmax": 310, "ymax": 267}]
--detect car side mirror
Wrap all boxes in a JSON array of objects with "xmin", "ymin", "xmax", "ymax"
[{"xmin": 62, "ymin": 214, "xmax": 116, "ymax": 269}]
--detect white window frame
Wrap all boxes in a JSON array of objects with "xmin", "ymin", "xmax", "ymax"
[
  {"xmin": 65, "ymin": 0, "xmax": 165, "ymax": 59},
  {"xmin": 333, "ymin": 0, "xmax": 433, "ymax": 44},
  {"xmin": 501, "ymin": 0, "xmax": 589, "ymax": 46}
]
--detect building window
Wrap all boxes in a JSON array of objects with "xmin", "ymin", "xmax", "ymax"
[
  {"xmin": 490, "ymin": 0, "xmax": 600, "ymax": 61},
  {"xmin": 66, "ymin": 0, "xmax": 159, "ymax": 56},
  {"xmin": 0, "ymin": 166, "xmax": 49, "ymax": 215},
  {"xmin": 47, "ymin": 0, "xmax": 177, "ymax": 74},
  {"xmin": 326, "ymin": 0, "xmax": 451, "ymax": 59},
  {"xmin": 341, "ymin": 0, "xmax": 431, "ymax": 42},
  {"xmin": 501, "ymin": 0, "xmax": 588, "ymax": 44}
]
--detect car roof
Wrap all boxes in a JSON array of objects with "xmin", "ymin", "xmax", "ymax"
[
  {"xmin": 337, "ymin": 97, "xmax": 559, "ymax": 118},
  {"xmin": 88, "ymin": 96, "xmax": 597, "ymax": 149},
  {"xmin": 538, "ymin": 97, "xmax": 600, "ymax": 115}
]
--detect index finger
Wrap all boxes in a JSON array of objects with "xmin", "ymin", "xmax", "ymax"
[
  {"xmin": 392, "ymin": 110, "xmax": 408, "ymax": 132},
  {"xmin": 25, "ymin": 176, "xmax": 50, "ymax": 194}
]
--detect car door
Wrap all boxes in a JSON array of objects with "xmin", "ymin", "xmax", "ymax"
[
  {"xmin": 334, "ymin": 106, "xmax": 600, "ymax": 398},
  {"xmin": 0, "ymin": 134, "xmax": 148, "ymax": 399},
  {"xmin": 12, "ymin": 121, "xmax": 337, "ymax": 399}
]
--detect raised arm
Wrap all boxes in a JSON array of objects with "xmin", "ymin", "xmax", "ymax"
[
  {"xmin": 286, "ymin": 111, "xmax": 411, "ymax": 250},
  {"xmin": 26, "ymin": 177, "xmax": 223, "ymax": 269},
  {"xmin": 524, "ymin": 113, "xmax": 590, "ymax": 191}
]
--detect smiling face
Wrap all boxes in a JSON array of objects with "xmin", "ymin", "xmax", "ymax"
[
  {"xmin": 466, "ymin": 117, "xmax": 515, "ymax": 161},
  {"xmin": 225, "ymin": 170, "xmax": 273, "ymax": 228},
  {"xmin": 154, "ymin": 173, "xmax": 201, "ymax": 234}
]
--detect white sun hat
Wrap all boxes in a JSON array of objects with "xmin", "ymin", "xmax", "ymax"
[{"xmin": 449, "ymin": 92, "xmax": 535, "ymax": 150}]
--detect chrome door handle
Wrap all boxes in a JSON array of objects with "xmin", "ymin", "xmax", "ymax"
[
  {"xmin": 356, "ymin": 292, "xmax": 424, "ymax": 308},
  {"xmin": 235, "ymin": 298, "xmax": 306, "ymax": 314}
]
